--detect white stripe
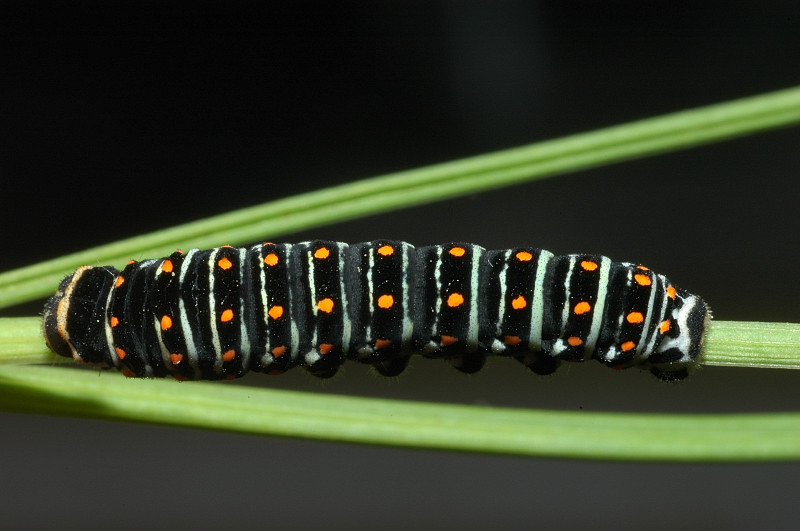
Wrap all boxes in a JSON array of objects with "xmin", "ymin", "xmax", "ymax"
[
  {"xmin": 529, "ymin": 250, "xmax": 553, "ymax": 350},
  {"xmin": 57, "ymin": 266, "xmax": 87, "ymax": 361},
  {"xmin": 584, "ymin": 256, "xmax": 611, "ymax": 357},
  {"xmin": 401, "ymin": 242, "xmax": 413, "ymax": 349},
  {"xmin": 207, "ymin": 248, "xmax": 224, "ymax": 372},
  {"xmin": 643, "ymin": 274, "xmax": 671, "ymax": 356},
  {"xmin": 238, "ymin": 248, "xmax": 251, "ymax": 370},
  {"xmin": 432, "ymin": 246, "xmax": 443, "ymax": 337},
  {"xmin": 258, "ymin": 245, "xmax": 271, "ymax": 361},
  {"xmin": 178, "ymin": 249, "xmax": 201, "ymax": 378},
  {"xmin": 154, "ymin": 315, "xmax": 171, "ymax": 367},
  {"xmin": 467, "ymin": 245, "xmax": 483, "ymax": 351},
  {"xmin": 102, "ymin": 269, "xmax": 118, "ymax": 367},
  {"xmin": 560, "ymin": 255, "xmax": 576, "ymax": 333},
  {"xmin": 303, "ymin": 244, "xmax": 322, "ymax": 365},
  {"xmin": 495, "ymin": 250, "xmax": 510, "ymax": 337},
  {"xmin": 307, "ymin": 245, "xmax": 318, "ymax": 352},
  {"xmin": 365, "ymin": 246, "xmax": 374, "ymax": 345},
  {"xmin": 338, "ymin": 242, "xmax": 351, "ymax": 355},
  {"xmin": 636, "ymin": 269, "xmax": 659, "ymax": 359},
  {"xmin": 286, "ymin": 244, "xmax": 300, "ymax": 361}
]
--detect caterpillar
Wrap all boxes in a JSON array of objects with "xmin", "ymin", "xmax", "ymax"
[{"xmin": 43, "ymin": 240, "xmax": 709, "ymax": 381}]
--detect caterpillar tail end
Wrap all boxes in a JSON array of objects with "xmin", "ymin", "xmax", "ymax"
[{"xmin": 648, "ymin": 291, "xmax": 710, "ymax": 381}]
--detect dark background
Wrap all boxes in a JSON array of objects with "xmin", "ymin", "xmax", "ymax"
[{"xmin": 2, "ymin": 2, "xmax": 800, "ymax": 529}]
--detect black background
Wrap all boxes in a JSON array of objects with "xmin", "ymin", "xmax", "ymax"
[{"xmin": 2, "ymin": 2, "xmax": 800, "ymax": 529}]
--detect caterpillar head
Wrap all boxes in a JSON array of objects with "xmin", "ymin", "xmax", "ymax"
[{"xmin": 42, "ymin": 266, "xmax": 118, "ymax": 367}]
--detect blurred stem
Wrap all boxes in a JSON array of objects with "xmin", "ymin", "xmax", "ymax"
[
  {"xmin": 2, "ymin": 85, "xmax": 800, "ymax": 309},
  {"xmin": 1, "ymin": 363, "xmax": 799, "ymax": 462}
]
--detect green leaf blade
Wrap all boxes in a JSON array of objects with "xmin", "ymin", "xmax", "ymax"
[
  {"xmin": 3, "ymin": 85, "xmax": 800, "ymax": 309},
  {"xmin": 2, "ymin": 365, "xmax": 799, "ymax": 462}
]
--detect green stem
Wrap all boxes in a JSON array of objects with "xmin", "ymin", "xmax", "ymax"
[
  {"xmin": 703, "ymin": 321, "xmax": 800, "ymax": 370},
  {"xmin": 3, "ymin": 316, "xmax": 800, "ymax": 371}
]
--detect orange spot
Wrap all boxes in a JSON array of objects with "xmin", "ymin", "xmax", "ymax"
[
  {"xmin": 377, "ymin": 245, "xmax": 394, "ymax": 256},
  {"xmin": 175, "ymin": 249, "xmax": 185, "ymax": 254},
  {"xmin": 127, "ymin": 260, "xmax": 136, "ymax": 265},
  {"xmin": 511, "ymin": 295, "xmax": 527, "ymax": 310},
  {"xmin": 169, "ymin": 353, "xmax": 183, "ymax": 365},
  {"xmin": 221, "ymin": 245, "xmax": 234, "ymax": 248},
  {"xmin": 318, "ymin": 298, "xmax": 335, "ymax": 313},
  {"xmin": 222, "ymin": 349, "xmax": 236, "ymax": 362},
  {"xmin": 449, "ymin": 246, "xmax": 466, "ymax": 257},
  {"xmin": 173, "ymin": 374, "xmax": 188, "ymax": 382},
  {"xmin": 272, "ymin": 345, "xmax": 287, "ymax": 358},
  {"xmin": 581, "ymin": 260, "xmax": 598, "ymax": 271},
  {"xmin": 314, "ymin": 247, "xmax": 330, "ymax": 259},
  {"xmin": 268, "ymin": 305, "xmax": 284, "ymax": 320},
  {"xmin": 225, "ymin": 374, "xmax": 237, "ymax": 381},
  {"xmin": 447, "ymin": 292, "xmax": 465, "ymax": 307},
  {"xmin": 375, "ymin": 339, "xmax": 392, "ymax": 350},
  {"xmin": 162, "ymin": 259, "xmax": 174, "ymax": 273},
  {"xmin": 515, "ymin": 251, "xmax": 533, "ymax": 261},
  {"xmin": 377, "ymin": 294, "xmax": 394, "ymax": 309},
  {"xmin": 660, "ymin": 320, "xmax": 671, "ymax": 333},
  {"xmin": 264, "ymin": 253, "xmax": 279, "ymax": 266},
  {"xmin": 121, "ymin": 369, "xmax": 135, "ymax": 378},
  {"xmin": 634, "ymin": 273, "xmax": 651, "ymax": 286},
  {"xmin": 115, "ymin": 275, "xmax": 125, "ymax": 288},
  {"xmin": 160, "ymin": 315, "xmax": 173, "ymax": 330},
  {"xmin": 440, "ymin": 335, "xmax": 458, "ymax": 346},
  {"xmin": 220, "ymin": 309, "xmax": 234, "ymax": 322},
  {"xmin": 218, "ymin": 257, "xmax": 233, "ymax": 270},
  {"xmin": 637, "ymin": 265, "xmax": 649, "ymax": 271},
  {"xmin": 574, "ymin": 301, "xmax": 592, "ymax": 315},
  {"xmin": 567, "ymin": 336, "xmax": 583, "ymax": 347},
  {"xmin": 626, "ymin": 312, "xmax": 644, "ymax": 324},
  {"xmin": 110, "ymin": 316, "xmax": 119, "ymax": 328},
  {"xmin": 115, "ymin": 347, "xmax": 127, "ymax": 360},
  {"xmin": 319, "ymin": 343, "xmax": 334, "ymax": 355},
  {"xmin": 504, "ymin": 335, "xmax": 522, "ymax": 346},
  {"xmin": 666, "ymin": 286, "xmax": 677, "ymax": 300},
  {"xmin": 621, "ymin": 341, "xmax": 636, "ymax": 352}
]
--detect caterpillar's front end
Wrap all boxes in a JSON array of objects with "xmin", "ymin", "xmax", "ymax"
[{"xmin": 42, "ymin": 266, "xmax": 118, "ymax": 368}]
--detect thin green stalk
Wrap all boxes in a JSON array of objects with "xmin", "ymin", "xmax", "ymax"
[
  {"xmin": 703, "ymin": 321, "xmax": 800, "ymax": 370},
  {"xmin": 1, "ymin": 363, "xmax": 798, "ymax": 462},
  {"xmin": 3, "ymin": 317, "xmax": 800, "ymax": 371},
  {"xmin": 0, "ymin": 318, "xmax": 59, "ymax": 365},
  {"xmin": 2, "ymin": 85, "xmax": 800, "ymax": 309},
  {"xmin": 1, "ymin": 316, "xmax": 798, "ymax": 462}
]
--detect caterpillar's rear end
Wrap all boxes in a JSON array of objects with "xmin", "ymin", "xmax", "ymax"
[{"xmin": 43, "ymin": 240, "xmax": 709, "ymax": 381}]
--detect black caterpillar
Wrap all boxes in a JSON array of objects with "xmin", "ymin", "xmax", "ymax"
[{"xmin": 43, "ymin": 241, "xmax": 709, "ymax": 381}]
